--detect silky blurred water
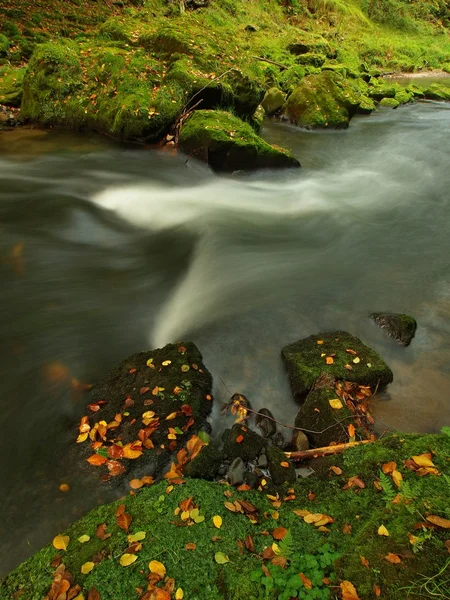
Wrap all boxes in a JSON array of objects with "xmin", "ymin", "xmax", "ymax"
[{"xmin": 1, "ymin": 100, "xmax": 450, "ymax": 576}]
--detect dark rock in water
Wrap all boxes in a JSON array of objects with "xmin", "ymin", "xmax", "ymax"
[
  {"xmin": 255, "ymin": 407, "xmax": 277, "ymax": 437},
  {"xmin": 282, "ymin": 330, "xmax": 393, "ymax": 403},
  {"xmin": 184, "ymin": 443, "xmax": 222, "ymax": 480},
  {"xmin": 76, "ymin": 341, "xmax": 213, "ymax": 486},
  {"xmin": 266, "ymin": 445, "xmax": 296, "ymax": 485},
  {"xmin": 227, "ymin": 457, "xmax": 245, "ymax": 486},
  {"xmin": 272, "ymin": 431, "xmax": 290, "ymax": 450},
  {"xmin": 179, "ymin": 110, "xmax": 300, "ymax": 172},
  {"xmin": 222, "ymin": 423, "xmax": 265, "ymax": 461},
  {"xmin": 295, "ymin": 375, "xmax": 352, "ymax": 448},
  {"xmin": 371, "ymin": 312, "xmax": 417, "ymax": 347},
  {"xmin": 230, "ymin": 392, "xmax": 252, "ymax": 411},
  {"xmin": 291, "ymin": 429, "xmax": 309, "ymax": 452},
  {"xmin": 257, "ymin": 452, "xmax": 268, "ymax": 469}
]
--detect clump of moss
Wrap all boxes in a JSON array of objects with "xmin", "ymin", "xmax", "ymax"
[
  {"xmin": 0, "ymin": 34, "xmax": 10, "ymax": 58},
  {"xmin": 379, "ymin": 97, "xmax": 400, "ymax": 107},
  {"xmin": 222, "ymin": 423, "xmax": 265, "ymax": 461},
  {"xmin": 179, "ymin": 109, "xmax": 300, "ymax": 172},
  {"xmin": 0, "ymin": 66, "xmax": 25, "ymax": 107}
]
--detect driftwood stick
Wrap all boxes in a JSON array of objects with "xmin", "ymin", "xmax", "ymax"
[
  {"xmin": 285, "ymin": 440, "xmax": 373, "ymax": 462},
  {"xmin": 252, "ymin": 55, "xmax": 288, "ymax": 70}
]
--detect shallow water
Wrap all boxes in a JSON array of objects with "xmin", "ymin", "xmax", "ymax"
[{"xmin": 1, "ymin": 101, "xmax": 450, "ymax": 576}]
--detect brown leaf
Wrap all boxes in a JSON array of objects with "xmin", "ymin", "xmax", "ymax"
[
  {"xmin": 330, "ymin": 466, "xmax": 343, "ymax": 476},
  {"xmin": 299, "ymin": 573, "xmax": 313, "ymax": 589},
  {"xmin": 426, "ymin": 515, "xmax": 450, "ymax": 529},
  {"xmin": 340, "ymin": 580, "xmax": 360, "ymax": 600},
  {"xmin": 95, "ymin": 523, "xmax": 111, "ymax": 540},
  {"xmin": 108, "ymin": 445, "xmax": 124, "ymax": 459},
  {"xmin": 185, "ymin": 543, "xmax": 196, "ymax": 550},
  {"xmin": 360, "ymin": 555, "xmax": 369, "ymax": 568},
  {"xmin": 236, "ymin": 500, "xmax": 256, "ymax": 513},
  {"xmin": 107, "ymin": 460, "xmax": 126, "ymax": 477},
  {"xmin": 244, "ymin": 535, "xmax": 255, "ymax": 552},
  {"xmin": 261, "ymin": 546, "xmax": 275, "ymax": 560},
  {"xmin": 87, "ymin": 454, "xmax": 107, "ymax": 466},
  {"xmin": 116, "ymin": 512, "xmax": 132, "ymax": 531},
  {"xmin": 373, "ymin": 584, "xmax": 381, "ymax": 597},
  {"xmin": 342, "ymin": 523, "xmax": 352, "ymax": 535},
  {"xmin": 444, "ymin": 540, "xmax": 450, "ymax": 554},
  {"xmin": 272, "ymin": 527, "xmax": 288, "ymax": 540},
  {"xmin": 382, "ymin": 461, "xmax": 397, "ymax": 474},
  {"xmin": 326, "ymin": 356, "xmax": 334, "ymax": 365},
  {"xmin": 271, "ymin": 556, "xmax": 287, "ymax": 568},
  {"xmin": 345, "ymin": 349, "xmax": 357, "ymax": 355},
  {"xmin": 384, "ymin": 553, "xmax": 402, "ymax": 564}
]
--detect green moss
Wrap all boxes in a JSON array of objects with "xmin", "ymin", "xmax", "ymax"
[
  {"xmin": 222, "ymin": 423, "xmax": 265, "ymax": 461},
  {"xmin": 278, "ymin": 65, "xmax": 306, "ymax": 94},
  {"xmin": 261, "ymin": 87, "xmax": 286, "ymax": 115},
  {"xmin": 283, "ymin": 71, "xmax": 361, "ymax": 129},
  {"xmin": 266, "ymin": 445, "xmax": 296, "ymax": 486},
  {"xmin": 295, "ymin": 52, "xmax": 326, "ymax": 68},
  {"xmin": 0, "ymin": 66, "xmax": 25, "ymax": 107},
  {"xmin": 184, "ymin": 444, "xmax": 222, "ymax": 480},
  {"xmin": 179, "ymin": 109, "xmax": 300, "ymax": 172},
  {"xmin": 99, "ymin": 18, "xmax": 133, "ymax": 43},
  {"xmin": 282, "ymin": 331, "xmax": 393, "ymax": 402},
  {"xmin": 0, "ymin": 34, "xmax": 10, "ymax": 58},
  {"xmin": 379, "ymin": 97, "xmax": 400, "ymax": 107},
  {"xmin": 394, "ymin": 89, "xmax": 413, "ymax": 104},
  {"xmin": 422, "ymin": 83, "xmax": 450, "ymax": 100}
]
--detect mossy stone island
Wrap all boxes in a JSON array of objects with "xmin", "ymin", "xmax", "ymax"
[
  {"xmin": 371, "ymin": 312, "xmax": 418, "ymax": 346},
  {"xmin": 282, "ymin": 331, "xmax": 393, "ymax": 402}
]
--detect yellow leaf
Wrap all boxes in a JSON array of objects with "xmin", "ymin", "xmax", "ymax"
[
  {"xmin": 329, "ymin": 399, "xmax": 343, "ymax": 409},
  {"xmin": 391, "ymin": 469, "xmax": 403, "ymax": 488},
  {"xmin": 162, "ymin": 360, "xmax": 172, "ymax": 366},
  {"xmin": 165, "ymin": 412, "xmax": 178, "ymax": 421},
  {"xmin": 52, "ymin": 534, "xmax": 70, "ymax": 551},
  {"xmin": 412, "ymin": 453, "xmax": 435, "ymax": 467},
  {"xmin": 181, "ymin": 364, "xmax": 190, "ymax": 372},
  {"xmin": 146, "ymin": 358, "xmax": 154, "ymax": 367},
  {"xmin": 271, "ymin": 543, "xmax": 281, "ymax": 555},
  {"xmin": 213, "ymin": 515, "xmax": 222, "ymax": 529},
  {"xmin": 76, "ymin": 432, "xmax": 89, "ymax": 443},
  {"xmin": 149, "ymin": 560, "xmax": 166, "ymax": 576},
  {"xmin": 73, "ymin": 595, "xmax": 85, "ymax": 600},
  {"xmin": 123, "ymin": 441, "xmax": 143, "ymax": 459},
  {"xmin": 120, "ymin": 553, "xmax": 137, "ymax": 567},
  {"xmin": 127, "ymin": 531, "xmax": 146, "ymax": 542},
  {"xmin": 378, "ymin": 525, "xmax": 389, "ymax": 536},
  {"xmin": 81, "ymin": 561, "xmax": 95, "ymax": 574},
  {"xmin": 352, "ymin": 357, "xmax": 360, "ymax": 364},
  {"xmin": 317, "ymin": 340, "xmax": 324, "ymax": 345},
  {"xmin": 78, "ymin": 535, "xmax": 90, "ymax": 543},
  {"xmin": 175, "ymin": 589, "xmax": 184, "ymax": 600}
]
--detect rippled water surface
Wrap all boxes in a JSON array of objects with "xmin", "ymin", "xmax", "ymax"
[{"xmin": 1, "ymin": 101, "xmax": 450, "ymax": 576}]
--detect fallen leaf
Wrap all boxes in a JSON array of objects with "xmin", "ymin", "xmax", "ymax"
[
  {"xmin": 345, "ymin": 349, "xmax": 357, "ymax": 355},
  {"xmin": 378, "ymin": 525, "xmax": 389, "ymax": 536},
  {"xmin": 117, "ymin": 512, "xmax": 132, "ymax": 531},
  {"xmin": 81, "ymin": 562, "xmax": 95, "ymax": 574},
  {"xmin": 185, "ymin": 542, "xmax": 196, "ymax": 550},
  {"xmin": 382, "ymin": 461, "xmax": 397, "ymax": 474},
  {"xmin": 412, "ymin": 453, "xmax": 435, "ymax": 467},
  {"xmin": 272, "ymin": 527, "xmax": 288, "ymax": 540},
  {"xmin": 280, "ymin": 462, "xmax": 290, "ymax": 468},
  {"xmin": 87, "ymin": 454, "xmax": 107, "ymax": 466},
  {"xmin": 214, "ymin": 552, "xmax": 229, "ymax": 564},
  {"xmin": 271, "ymin": 556, "xmax": 287, "ymax": 568},
  {"xmin": 347, "ymin": 424, "xmax": 356, "ymax": 440},
  {"xmin": 330, "ymin": 466, "xmax": 343, "ymax": 475},
  {"xmin": 360, "ymin": 555, "xmax": 369, "ymax": 568},
  {"xmin": 235, "ymin": 435, "xmax": 244, "ymax": 443},
  {"xmin": 384, "ymin": 553, "xmax": 402, "ymax": 564},
  {"xmin": 129, "ymin": 479, "xmax": 143, "ymax": 490},
  {"xmin": 175, "ymin": 589, "xmax": 184, "ymax": 600},
  {"xmin": 128, "ymin": 531, "xmax": 146, "ymax": 542},
  {"xmin": 317, "ymin": 340, "xmax": 324, "ymax": 345},
  {"xmin": 213, "ymin": 516, "xmax": 222, "ymax": 529},
  {"xmin": 53, "ymin": 534, "xmax": 70, "ymax": 551},
  {"xmin": 329, "ymin": 399, "xmax": 343, "ymax": 409},
  {"xmin": 352, "ymin": 357, "xmax": 360, "ymax": 364},
  {"xmin": 326, "ymin": 356, "xmax": 334, "ymax": 365},
  {"xmin": 162, "ymin": 360, "xmax": 172, "ymax": 366},
  {"xmin": 165, "ymin": 412, "xmax": 178, "ymax": 421},
  {"xmin": 391, "ymin": 470, "xmax": 403, "ymax": 488},
  {"xmin": 120, "ymin": 554, "xmax": 137, "ymax": 567},
  {"xmin": 340, "ymin": 580, "xmax": 360, "ymax": 600},
  {"xmin": 299, "ymin": 573, "xmax": 313, "ymax": 589},
  {"xmin": 78, "ymin": 535, "xmax": 90, "ymax": 543},
  {"xmin": 123, "ymin": 442, "xmax": 143, "ymax": 459},
  {"xmin": 426, "ymin": 515, "xmax": 450, "ymax": 529},
  {"xmin": 96, "ymin": 523, "xmax": 111, "ymax": 540},
  {"xmin": 343, "ymin": 523, "xmax": 352, "ymax": 535},
  {"xmin": 59, "ymin": 483, "xmax": 70, "ymax": 493},
  {"xmin": 149, "ymin": 560, "xmax": 166, "ymax": 576},
  {"xmin": 373, "ymin": 584, "xmax": 381, "ymax": 597}
]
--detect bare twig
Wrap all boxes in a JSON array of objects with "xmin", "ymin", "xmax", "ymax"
[{"xmin": 252, "ymin": 55, "xmax": 288, "ymax": 70}]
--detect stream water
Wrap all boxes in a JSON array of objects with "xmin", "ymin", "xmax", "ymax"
[{"xmin": 1, "ymin": 100, "xmax": 450, "ymax": 576}]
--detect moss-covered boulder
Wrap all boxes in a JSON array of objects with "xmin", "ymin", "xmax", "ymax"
[
  {"xmin": 278, "ymin": 65, "xmax": 306, "ymax": 94},
  {"xmin": 261, "ymin": 87, "xmax": 286, "ymax": 115},
  {"xmin": 357, "ymin": 94, "xmax": 375, "ymax": 114},
  {"xmin": 379, "ymin": 97, "xmax": 400, "ymax": 108},
  {"xmin": 282, "ymin": 331, "xmax": 393, "ymax": 402},
  {"xmin": 0, "ymin": 66, "xmax": 25, "ymax": 107},
  {"xmin": 184, "ymin": 443, "xmax": 222, "ymax": 480},
  {"xmin": 0, "ymin": 34, "xmax": 10, "ymax": 58},
  {"xmin": 422, "ymin": 83, "xmax": 450, "ymax": 101},
  {"xmin": 222, "ymin": 423, "xmax": 265, "ymax": 462},
  {"xmin": 266, "ymin": 444, "xmax": 296, "ymax": 485},
  {"xmin": 368, "ymin": 81, "xmax": 400, "ymax": 100},
  {"xmin": 295, "ymin": 53, "xmax": 326, "ymax": 68},
  {"xmin": 75, "ymin": 341, "xmax": 213, "ymax": 486},
  {"xmin": 371, "ymin": 312, "xmax": 417, "ymax": 347},
  {"xmin": 395, "ymin": 89, "xmax": 413, "ymax": 104},
  {"xmin": 179, "ymin": 110, "xmax": 300, "ymax": 172},
  {"xmin": 4, "ymin": 434, "xmax": 450, "ymax": 600},
  {"xmin": 283, "ymin": 71, "xmax": 361, "ymax": 129},
  {"xmin": 287, "ymin": 37, "xmax": 331, "ymax": 57}
]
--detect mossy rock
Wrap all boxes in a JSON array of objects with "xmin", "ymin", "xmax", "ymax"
[
  {"xmin": 266, "ymin": 444, "xmax": 296, "ymax": 486},
  {"xmin": 371, "ymin": 312, "xmax": 417, "ymax": 347},
  {"xmin": 282, "ymin": 331, "xmax": 393, "ymax": 402},
  {"xmin": 184, "ymin": 443, "xmax": 222, "ymax": 480},
  {"xmin": 179, "ymin": 110, "xmax": 300, "ymax": 172},
  {"xmin": 422, "ymin": 83, "xmax": 450, "ymax": 101},
  {"xmin": 249, "ymin": 104, "xmax": 264, "ymax": 133},
  {"xmin": 76, "ymin": 341, "xmax": 213, "ymax": 486},
  {"xmin": 283, "ymin": 71, "xmax": 361, "ymax": 129},
  {"xmin": 222, "ymin": 423, "xmax": 265, "ymax": 461},
  {"xmin": 295, "ymin": 382, "xmax": 356, "ymax": 448},
  {"xmin": 357, "ymin": 94, "xmax": 375, "ymax": 114},
  {"xmin": 295, "ymin": 53, "xmax": 326, "ymax": 68},
  {"xmin": 261, "ymin": 87, "xmax": 286, "ymax": 115},
  {"xmin": 99, "ymin": 18, "xmax": 133, "ymax": 44},
  {"xmin": 368, "ymin": 82, "xmax": 400, "ymax": 100},
  {"xmin": 0, "ymin": 34, "xmax": 10, "ymax": 58},
  {"xmin": 0, "ymin": 66, "xmax": 25, "ymax": 107},
  {"xmin": 2, "ymin": 434, "xmax": 450, "ymax": 600},
  {"xmin": 278, "ymin": 65, "xmax": 305, "ymax": 94},
  {"xmin": 394, "ymin": 89, "xmax": 413, "ymax": 104},
  {"xmin": 379, "ymin": 97, "xmax": 400, "ymax": 108},
  {"xmin": 139, "ymin": 24, "xmax": 196, "ymax": 57},
  {"xmin": 287, "ymin": 37, "xmax": 330, "ymax": 57}
]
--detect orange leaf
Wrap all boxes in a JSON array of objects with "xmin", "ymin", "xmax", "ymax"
[
  {"xmin": 373, "ymin": 584, "xmax": 382, "ymax": 597},
  {"xmin": 235, "ymin": 435, "xmax": 244, "ymax": 443},
  {"xmin": 107, "ymin": 459, "xmax": 126, "ymax": 476},
  {"xmin": 347, "ymin": 424, "xmax": 356, "ymax": 440},
  {"xmin": 342, "ymin": 523, "xmax": 352, "ymax": 535},
  {"xmin": 117, "ymin": 512, "xmax": 132, "ymax": 531},
  {"xmin": 330, "ymin": 466, "xmax": 343, "ymax": 475},
  {"xmin": 326, "ymin": 356, "xmax": 334, "ymax": 365},
  {"xmin": 340, "ymin": 580, "xmax": 360, "ymax": 600},
  {"xmin": 360, "ymin": 555, "xmax": 369, "ymax": 568},
  {"xmin": 129, "ymin": 479, "xmax": 143, "ymax": 489},
  {"xmin": 185, "ymin": 543, "xmax": 196, "ymax": 550},
  {"xmin": 87, "ymin": 454, "xmax": 107, "ymax": 466},
  {"xmin": 382, "ymin": 461, "xmax": 397, "ymax": 474},
  {"xmin": 299, "ymin": 573, "xmax": 313, "ymax": 589},
  {"xmin": 280, "ymin": 462, "xmax": 290, "ymax": 468},
  {"xmin": 123, "ymin": 441, "xmax": 143, "ymax": 459},
  {"xmin": 272, "ymin": 527, "xmax": 288, "ymax": 540},
  {"xmin": 426, "ymin": 515, "xmax": 450, "ymax": 529},
  {"xmin": 384, "ymin": 553, "xmax": 402, "ymax": 564}
]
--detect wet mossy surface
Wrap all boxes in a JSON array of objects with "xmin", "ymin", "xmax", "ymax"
[
  {"xmin": 222, "ymin": 423, "xmax": 266, "ymax": 462},
  {"xmin": 371, "ymin": 312, "xmax": 418, "ymax": 346},
  {"xmin": 282, "ymin": 331, "xmax": 394, "ymax": 403},
  {"xmin": 178, "ymin": 109, "xmax": 300, "ymax": 172},
  {"xmin": 2, "ymin": 433, "xmax": 450, "ymax": 600},
  {"xmin": 0, "ymin": 66, "xmax": 25, "ymax": 107}
]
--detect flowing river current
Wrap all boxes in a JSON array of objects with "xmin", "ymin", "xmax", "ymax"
[{"xmin": 1, "ymin": 101, "xmax": 450, "ymax": 575}]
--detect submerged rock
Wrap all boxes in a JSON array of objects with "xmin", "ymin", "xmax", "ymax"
[
  {"xmin": 283, "ymin": 71, "xmax": 361, "ymax": 129},
  {"xmin": 255, "ymin": 407, "xmax": 277, "ymax": 438},
  {"xmin": 371, "ymin": 312, "xmax": 417, "ymax": 346},
  {"xmin": 282, "ymin": 331, "xmax": 393, "ymax": 402},
  {"xmin": 179, "ymin": 110, "xmax": 300, "ymax": 172},
  {"xmin": 75, "ymin": 341, "xmax": 213, "ymax": 486}
]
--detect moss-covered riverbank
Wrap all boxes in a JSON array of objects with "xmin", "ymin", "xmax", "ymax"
[
  {"xmin": 2, "ymin": 433, "xmax": 450, "ymax": 600},
  {"xmin": 1, "ymin": 0, "xmax": 450, "ymax": 168}
]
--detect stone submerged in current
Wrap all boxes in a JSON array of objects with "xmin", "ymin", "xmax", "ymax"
[
  {"xmin": 282, "ymin": 330, "xmax": 393, "ymax": 402},
  {"xmin": 370, "ymin": 312, "xmax": 417, "ymax": 346}
]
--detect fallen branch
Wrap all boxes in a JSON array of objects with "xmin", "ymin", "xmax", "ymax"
[
  {"xmin": 285, "ymin": 440, "xmax": 373, "ymax": 462},
  {"xmin": 252, "ymin": 56, "xmax": 288, "ymax": 70}
]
